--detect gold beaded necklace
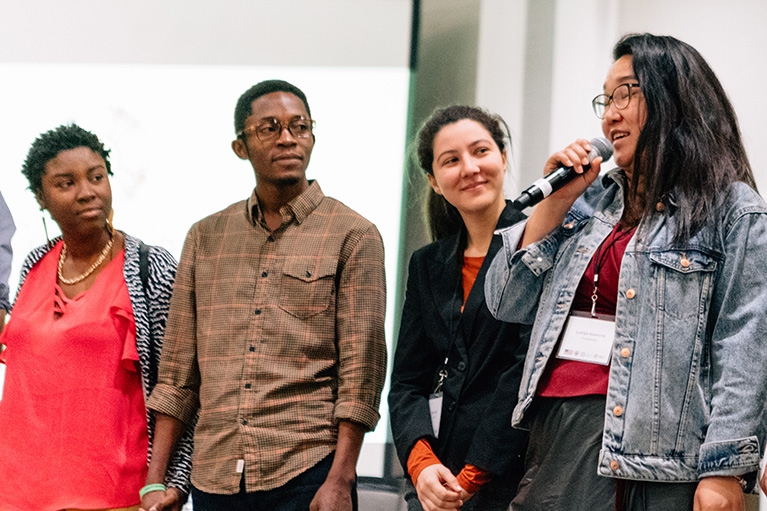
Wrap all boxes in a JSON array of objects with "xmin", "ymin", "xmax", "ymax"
[{"xmin": 57, "ymin": 237, "xmax": 114, "ymax": 285}]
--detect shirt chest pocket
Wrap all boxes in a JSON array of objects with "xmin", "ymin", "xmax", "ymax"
[
  {"xmin": 648, "ymin": 250, "xmax": 717, "ymax": 319},
  {"xmin": 279, "ymin": 258, "xmax": 337, "ymax": 319}
]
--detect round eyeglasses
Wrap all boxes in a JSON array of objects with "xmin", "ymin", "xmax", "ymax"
[
  {"xmin": 592, "ymin": 83, "xmax": 641, "ymax": 119},
  {"xmin": 238, "ymin": 117, "xmax": 316, "ymax": 142}
]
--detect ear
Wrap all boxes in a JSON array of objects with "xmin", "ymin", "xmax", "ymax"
[
  {"xmin": 427, "ymin": 173, "xmax": 443, "ymax": 196},
  {"xmin": 502, "ymin": 148, "xmax": 508, "ymax": 169},
  {"xmin": 35, "ymin": 189, "xmax": 46, "ymax": 210},
  {"xmin": 232, "ymin": 138, "xmax": 249, "ymax": 160}
]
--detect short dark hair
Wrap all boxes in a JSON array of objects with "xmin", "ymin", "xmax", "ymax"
[
  {"xmin": 614, "ymin": 33, "xmax": 754, "ymax": 244},
  {"xmin": 234, "ymin": 79, "xmax": 312, "ymax": 135},
  {"xmin": 415, "ymin": 105, "xmax": 510, "ymax": 241},
  {"xmin": 21, "ymin": 124, "xmax": 112, "ymax": 193}
]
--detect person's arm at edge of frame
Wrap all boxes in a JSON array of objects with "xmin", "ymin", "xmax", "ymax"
[
  {"xmin": 0, "ymin": 191, "xmax": 16, "ymax": 335},
  {"xmin": 311, "ymin": 222, "xmax": 387, "ymax": 511},
  {"xmin": 140, "ymin": 229, "xmax": 201, "ymax": 511}
]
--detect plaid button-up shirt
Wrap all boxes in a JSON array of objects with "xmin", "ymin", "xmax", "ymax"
[{"xmin": 148, "ymin": 181, "xmax": 387, "ymax": 493}]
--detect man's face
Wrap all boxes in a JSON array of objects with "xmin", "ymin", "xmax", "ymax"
[{"xmin": 233, "ymin": 91, "xmax": 314, "ymax": 189}]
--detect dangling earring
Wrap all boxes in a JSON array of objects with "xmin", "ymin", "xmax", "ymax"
[
  {"xmin": 107, "ymin": 208, "xmax": 114, "ymax": 237},
  {"xmin": 41, "ymin": 209, "xmax": 52, "ymax": 248}
]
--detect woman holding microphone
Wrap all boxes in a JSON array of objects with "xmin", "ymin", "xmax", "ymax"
[{"xmin": 486, "ymin": 33, "xmax": 767, "ymax": 510}]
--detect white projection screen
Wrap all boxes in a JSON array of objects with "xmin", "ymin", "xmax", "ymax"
[{"xmin": 0, "ymin": 0, "xmax": 413, "ymax": 478}]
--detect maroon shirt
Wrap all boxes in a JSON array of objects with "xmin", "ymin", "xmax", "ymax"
[{"xmin": 538, "ymin": 223, "xmax": 635, "ymax": 397}]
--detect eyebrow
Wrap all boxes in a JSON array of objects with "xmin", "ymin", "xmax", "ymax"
[{"xmin": 435, "ymin": 138, "xmax": 493, "ymax": 161}]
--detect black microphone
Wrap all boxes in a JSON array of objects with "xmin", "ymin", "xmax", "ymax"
[{"xmin": 512, "ymin": 137, "xmax": 613, "ymax": 210}]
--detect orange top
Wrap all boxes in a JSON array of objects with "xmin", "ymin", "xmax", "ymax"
[{"xmin": 0, "ymin": 243, "xmax": 147, "ymax": 511}]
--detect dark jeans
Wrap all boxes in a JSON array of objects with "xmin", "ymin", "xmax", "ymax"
[{"xmin": 192, "ymin": 454, "xmax": 358, "ymax": 511}]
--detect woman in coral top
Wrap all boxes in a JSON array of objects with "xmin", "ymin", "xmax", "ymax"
[
  {"xmin": 388, "ymin": 106, "xmax": 529, "ymax": 510},
  {"xmin": 0, "ymin": 124, "xmax": 193, "ymax": 511}
]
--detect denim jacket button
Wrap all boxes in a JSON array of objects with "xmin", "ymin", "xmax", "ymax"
[
  {"xmin": 626, "ymin": 288, "xmax": 636, "ymax": 299},
  {"xmin": 610, "ymin": 460, "xmax": 620, "ymax": 471},
  {"xmin": 613, "ymin": 405, "xmax": 623, "ymax": 416},
  {"xmin": 656, "ymin": 202, "xmax": 665, "ymax": 212},
  {"xmin": 681, "ymin": 257, "xmax": 690, "ymax": 268},
  {"xmin": 620, "ymin": 347, "xmax": 631, "ymax": 358}
]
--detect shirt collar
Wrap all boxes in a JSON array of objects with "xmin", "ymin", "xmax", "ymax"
[{"xmin": 247, "ymin": 180, "xmax": 325, "ymax": 227}]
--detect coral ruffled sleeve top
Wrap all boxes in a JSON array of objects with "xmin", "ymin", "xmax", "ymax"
[{"xmin": 0, "ymin": 242, "xmax": 147, "ymax": 511}]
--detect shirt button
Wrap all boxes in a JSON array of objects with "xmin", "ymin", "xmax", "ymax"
[
  {"xmin": 613, "ymin": 406, "xmax": 623, "ymax": 416},
  {"xmin": 245, "ymin": 383, "xmax": 251, "ymax": 389},
  {"xmin": 241, "ymin": 420, "xmax": 248, "ymax": 425},
  {"xmin": 626, "ymin": 288, "xmax": 636, "ymax": 299},
  {"xmin": 621, "ymin": 347, "xmax": 631, "ymax": 358},
  {"xmin": 267, "ymin": 235, "xmax": 275, "ymax": 242},
  {"xmin": 610, "ymin": 460, "xmax": 619, "ymax": 471},
  {"xmin": 457, "ymin": 361, "xmax": 466, "ymax": 371},
  {"xmin": 305, "ymin": 270, "xmax": 312, "ymax": 278},
  {"xmin": 261, "ymin": 271, "xmax": 268, "ymax": 277},
  {"xmin": 249, "ymin": 346, "xmax": 255, "ymax": 352},
  {"xmin": 254, "ymin": 309, "xmax": 262, "ymax": 315}
]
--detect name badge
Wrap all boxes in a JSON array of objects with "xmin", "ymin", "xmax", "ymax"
[
  {"xmin": 556, "ymin": 312, "xmax": 615, "ymax": 365},
  {"xmin": 428, "ymin": 392, "xmax": 443, "ymax": 438}
]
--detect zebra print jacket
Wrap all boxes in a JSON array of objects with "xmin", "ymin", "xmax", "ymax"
[{"xmin": 14, "ymin": 233, "xmax": 194, "ymax": 492}]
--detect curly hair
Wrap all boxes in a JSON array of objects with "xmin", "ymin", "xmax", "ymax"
[
  {"xmin": 415, "ymin": 105, "xmax": 510, "ymax": 241},
  {"xmin": 21, "ymin": 124, "xmax": 112, "ymax": 193}
]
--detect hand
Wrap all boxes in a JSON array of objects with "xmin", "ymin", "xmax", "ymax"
[
  {"xmin": 761, "ymin": 470, "xmax": 767, "ymax": 496},
  {"xmin": 139, "ymin": 487, "xmax": 186, "ymax": 511},
  {"xmin": 415, "ymin": 464, "xmax": 463, "ymax": 510},
  {"xmin": 694, "ymin": 476, "xmax": 744, "ymax": 511},
  {"xmin": 542, "ymin": 139, "xmax": 603, "ymax": 206},
  {"xmin": 520, "ymin": 139, "xmax": 603, "ymax": 248},
  {"xmin": 310, "ymin": 477, "xmax": 353, "ymax": 511}
]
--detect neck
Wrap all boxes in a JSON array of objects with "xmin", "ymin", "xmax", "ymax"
[
  {"xmin": 462, "ymin": 200, "xmax": 505, "ymax": 258},
  {"xmin": 61, "ymin": 229, "xmax": 112, "ymax": 259},
  {"xmin": 256, "ymin": 179, "xmax": 309, "ymax": 231}
]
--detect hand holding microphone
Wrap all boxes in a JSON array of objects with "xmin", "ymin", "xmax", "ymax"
[{"xmin": 512, "ymin": 137, "xmax": 613, "ymax": 210}]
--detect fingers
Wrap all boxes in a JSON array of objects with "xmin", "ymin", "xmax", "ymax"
[
  {"xmin": 416, "ymin": 464, "xmax": 463, "ymax": 510},
  {"xmin": 544, "ymin": 139, "xmax": 593, "ymax": 175}
]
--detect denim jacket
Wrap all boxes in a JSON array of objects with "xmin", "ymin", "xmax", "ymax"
[{"xmin": 485, "ymin": 169, "xmax": 767, "ymax": 485}]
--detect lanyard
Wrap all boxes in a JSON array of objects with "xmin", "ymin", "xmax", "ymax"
[{"xmin": 590, "ymin": 226, "xmax": 634, "ymax": 317}]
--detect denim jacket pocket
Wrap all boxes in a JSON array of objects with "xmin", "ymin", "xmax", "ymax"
[{"xmin": 648, "ymin": 249, "xmax": 717, "ymax": 320}]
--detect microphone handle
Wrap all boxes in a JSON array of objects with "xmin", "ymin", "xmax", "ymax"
[{"xmin": 512, "ymin": 165, "xmax": 581, "ymax": 209}]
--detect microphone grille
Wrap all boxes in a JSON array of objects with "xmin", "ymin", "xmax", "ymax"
[{"xmin": 589, "ymin": 137, "xmax": 613, "ymax": 162}]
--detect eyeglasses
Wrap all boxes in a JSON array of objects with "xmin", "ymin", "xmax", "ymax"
[
  {"xmin": 592, "ymin": 83, "xmax": 641, "ymax": 119},
  {"xmin": 237, "ymin": 117, "xmax": 316, "ymax": 141}
]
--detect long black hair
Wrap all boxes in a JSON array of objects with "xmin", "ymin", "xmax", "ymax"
[
  {"xmin": 415, "ymin": 105, "xmax": 510, "ymax": 241},
  {"xmin": 616, "ymin": 33, "xmax": 755, "ymax": 244}
]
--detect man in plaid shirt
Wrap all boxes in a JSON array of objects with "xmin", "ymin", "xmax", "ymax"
[{"xmin": 140, "ymin": 80, "xmax": 387, "ymax": 511}]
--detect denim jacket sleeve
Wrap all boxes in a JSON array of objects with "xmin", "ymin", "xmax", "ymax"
[
  {"xmin": 698, "ymin": 204, "xmax": 767, "ymax": 479},
  {"xmin": 485, "ymin": 219, "xmax": 564, "ymax": 325}
]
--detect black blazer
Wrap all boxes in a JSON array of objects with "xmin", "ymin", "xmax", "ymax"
[{"xmin": 389, "ymin": 201, "xmax": 529, "ymax": 479}]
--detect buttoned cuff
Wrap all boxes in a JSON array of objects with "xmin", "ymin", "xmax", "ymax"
[
  {"xmin": 698, "ymin": 436, "xmax": 761, "ymax": 486},
  {"xmin": 147, "ymin": 383, "xmax": 200, "ymax": 426},
  {"xmin": 334, "ymin": 399, "xmax": 381, "ymax": 432}
]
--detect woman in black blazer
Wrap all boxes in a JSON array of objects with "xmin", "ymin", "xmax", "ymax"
[{"xmin": 389, "ymin": 106, "xmax": 529, "ymax": 511}]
